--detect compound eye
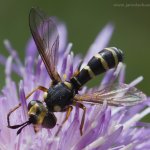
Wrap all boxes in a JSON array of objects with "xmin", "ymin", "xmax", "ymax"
[
  {"xmin": 28, "ymin": 100, "xmax": 42, "ymax": 110},
  {"xmin": 28, "ymin": 100, "xmax": 36, "ymax": 110},
  {"xmin": 42, "ymin": 112, "xmax": 57, "ymax": 128}
]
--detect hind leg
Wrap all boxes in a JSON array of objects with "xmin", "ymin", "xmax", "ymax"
[
  {"xmin": 73, "ymin": 101, "xmax": 86, "ymax": 135},
  {"xmin": 72, "ymin": 60, "xmax": 83, "ymax": 77}
]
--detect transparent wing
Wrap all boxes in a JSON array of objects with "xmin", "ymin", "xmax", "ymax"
[
  {"xmin": 29, "ymin": 8, "xmax": 61, "ymax": 84},
  {"xmin": 74, "ymin": 83, "xmax": 147, "ymax": 106}
]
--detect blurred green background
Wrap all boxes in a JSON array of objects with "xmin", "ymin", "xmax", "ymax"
[{"xmin": 0, "ymin": 0, "xmax": 150, "ymax": 98}]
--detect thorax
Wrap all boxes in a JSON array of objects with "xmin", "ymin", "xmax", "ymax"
[{"xmin": 44, "ymin": 82, "xmax": 75, "ymax": 112}]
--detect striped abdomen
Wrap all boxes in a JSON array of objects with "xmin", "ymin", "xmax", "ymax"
[{"xmin": 71, "ymin": 47, "xmax": 123, "ymax": 90}]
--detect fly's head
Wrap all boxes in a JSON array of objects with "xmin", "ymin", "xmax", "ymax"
[{"xmin": 9, "ymin": 100, "xmax": 56, "ymax": 135}]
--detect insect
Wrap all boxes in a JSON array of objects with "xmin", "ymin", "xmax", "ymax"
[{"xmin": 7, "ymin": 8, "xmax": 147, "ymax": 136}]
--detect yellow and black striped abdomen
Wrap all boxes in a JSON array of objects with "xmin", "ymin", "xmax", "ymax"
[{"xmin": 71, "ymin": 47, "xmax": 123, "ymax": 90}]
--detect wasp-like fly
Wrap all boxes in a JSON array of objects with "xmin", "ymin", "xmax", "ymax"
[{"xmin": 7, "ymin": 8, "xmax": 147, "ymax": 135}]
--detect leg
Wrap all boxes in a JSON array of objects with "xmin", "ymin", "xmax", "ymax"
[
  {"xmin": 33, "ymin": 124, "xmax": 40, "ymax": 133},
  {"xmin": 74, "ymin": 101, "xmax": 86, "ymax": 136},
  {"xmin": 62, "ymin": 106, "xmax": 73, "ymax": 124},
  {"xmin": 50, "ymin": 80, "xmax": 58, "ymax": 87},
  {"xmin": 7, "ymin": 86, "xmax": 48, "ymax": 128},
  {"xmin": 61, "ymin": 60, "xmax": 82, "ymax": 81},
  {"xmin": 26, "ymin": 86, "xmax": 48, "ymax": 99},
  {"xmin": 7, "ymin": 103, "xmax": 21, "ymax": 128},
  {"xmin": 55, "ymin": 106, "xmax": 73, "ymax": 136},
  {"xmin": 72, "ymin": 60, "xmax": 83, "ymax": 77}
]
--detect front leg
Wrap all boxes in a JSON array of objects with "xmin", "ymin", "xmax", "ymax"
[{"xmin": 25, "ymin": 86, "xmax": 48, "ymax": 99}]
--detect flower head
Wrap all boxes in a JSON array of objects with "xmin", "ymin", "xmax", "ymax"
[{"xmin": 0, "ymin": 15, "xmax": 150, "ymax": 150}]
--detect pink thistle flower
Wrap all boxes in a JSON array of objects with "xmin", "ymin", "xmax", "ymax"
[{"xmin": 0, "ymin": 9, "xmax": 149, "ymax": 150}]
